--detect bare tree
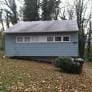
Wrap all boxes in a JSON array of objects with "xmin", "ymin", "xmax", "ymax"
[
  {"xmin": 67, "ymin": 7, "xmax": 74, "ymax": 20},
  {"xmin": 74, "ymin": 0, "xmax": 90, "ymax": 57},
  {"xmin": 59, "ymin": 8, "xmax": 67, "ymax": 20},
  {"xmin": 5, "ymin": 0, "xmax": 18, "ymax": 24},
  {"xmin": 0, "ymin": 0, "xmax": 18, "ymax": 26},
  {"xmin": 0, "ymin": 10, "xmax": 5, "ymax": 31},
  {"xmin": 87, "ymin": 20, "xmax": 92, "ymax": 57},
  {"xmin": 5, "ymin": 10, "xmax": 10, "ymax": 28}
]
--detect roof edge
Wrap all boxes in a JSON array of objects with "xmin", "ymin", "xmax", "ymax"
[{"xmin": 4, "ymin": 30, "xmax": 79, "ymax": 34}]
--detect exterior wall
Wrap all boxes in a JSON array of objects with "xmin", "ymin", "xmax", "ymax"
[{"xmin": 5, "ymin": 32, "xmax": 79, "ymax": 57}]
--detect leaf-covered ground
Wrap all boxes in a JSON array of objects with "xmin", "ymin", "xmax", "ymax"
[
  {"xmin": 84, "ymin": 62, "xmax": 92, "ymax": 81},
  {"xmin": 0, "ymin": 56, "xmax": 92, "ymax": 92}
]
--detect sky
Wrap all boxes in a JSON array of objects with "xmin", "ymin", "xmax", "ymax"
[{"xmin": 16, "ymin": 0, "xmax": 24, "ymax": 11}]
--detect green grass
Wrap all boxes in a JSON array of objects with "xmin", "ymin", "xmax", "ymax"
[{"xmin": 0, "ymin": 55, "xmax": 92, "ymax": 92}]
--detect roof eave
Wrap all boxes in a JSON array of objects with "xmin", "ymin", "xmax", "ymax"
[{"xmin": 4, "ymin": 30, "xmax": 79, "ymax": 34}]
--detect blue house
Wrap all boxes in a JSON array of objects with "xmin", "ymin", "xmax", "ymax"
[{"xmin": 4, "ymin": 20, "xmax": 79, "ymax": 57}]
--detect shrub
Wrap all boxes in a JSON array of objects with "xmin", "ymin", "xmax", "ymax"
[{"xmin": 54, "ymin": 57, "xmax": 81, "ymax": 74}]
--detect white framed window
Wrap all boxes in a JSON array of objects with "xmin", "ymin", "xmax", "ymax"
[
  {"xmin": 16, "ymin": 36, "xmax": 23, "ymax": 43},
  {"xmin": 63, "ymin": 35, "xmax": 70, "ymax": 42},
  {"xmin": 55, "ymin": 36, "xmax": 61, "ymax": 42},
  {"xmin": 24, "ymin": 36, "xmax": 31, "ymax": 43},
  {"xmin": 47, "ymin": 36, "xmax": 53, "ymax": 42},
  {"xmin": 16, "ymin": 35, "xmax": 71, "ymax": 43}
]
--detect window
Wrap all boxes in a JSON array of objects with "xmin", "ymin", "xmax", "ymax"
[
  {"xmin": 31, "ymin": 36, "xmax": 39, "ymax": 42},
  {"xmin": 47, "ymin": 36, "xmax": 53, "ymax": 42},
  {"xmin": 63, "ymin": 36, "xmax": 70, "ymax": 42},
  {"xmin": 16, "ymin": 35, "xmax": 70, "ymax": 43},
  {"xmin": 55, "ymin": 37, "xmax": 61, "ymax": 41},
  {"xmin": 16, "ymin": 36, "xmax": 23, "ymax": 43},
  {"xmin": 24, "ymin": 36, "xmax": 30, "ymax": 43}
]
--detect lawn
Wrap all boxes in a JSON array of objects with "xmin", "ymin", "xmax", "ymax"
[{"xmin": 0, "ymin": 56, "xmax": 92, "ymax": 92}]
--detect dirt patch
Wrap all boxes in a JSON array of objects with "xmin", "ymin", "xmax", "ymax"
[{"xmin": 83, "ymin": 62, "xmax": 92, "ymax": 80}]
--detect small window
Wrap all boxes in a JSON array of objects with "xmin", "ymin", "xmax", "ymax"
[
  {"xmin": 24, "ymin": 36, "xmax": 30, "ymax": 43},
  {"xmin": 16, "ymin": 36, "xmax": 23, "ymax": 43},
  {"xmin": 47, "ymin": 36, "xmax": 53, "ymax": 42},
  {"xmin": 63, "ymin": 36, "xmax": 70, "ymax": 42},
  {"xmin": 55, "ymin": 37, "xmax": 61, "ymax": 41}
]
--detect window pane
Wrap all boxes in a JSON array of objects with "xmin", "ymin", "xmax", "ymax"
[
  {"xmin": 47, "ymin": 36, "xmax": 53, "ymax": 41},
  {"xmin": 63, "ymin": 36, "xmax": 69, "ymax": 41},
  {"xmin": 24, "ymin": 36, "xmax": 30, "ymax": 42},
  {"xmin": 32, "ymin": 36, "xmax": 39, "ymax": 42},
  {"xmin": 16, "ymin": 36, "xmax": 23, "ymax": 43},
  {"xmin": 55, "ymin": 37, "xmax": 61, "ymax": 41}
]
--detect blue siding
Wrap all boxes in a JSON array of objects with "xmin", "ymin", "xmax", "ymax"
[{"xmin": 5, "ymin": 32, "xmax": 79, "ymax": 57}]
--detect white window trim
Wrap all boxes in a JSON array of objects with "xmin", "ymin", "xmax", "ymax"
[
  {"xmin": 62, "ymin": 35, "xmax": 71, "ymax": 42},
  {"xmin": 47, "ymin": 36, "xmax": 54, "ymax": 42},
  {"xmin": 16, "ymin": 36, "xmax": 24, "ymax": 43},
  {"xmin": 24, "ymin": 36, "xmax": 31, "ymax": 43},
  {"xmin": 16, "ymin": 36, "xmax": 31, "ymax": 43},
  {"xmin": 16, "ymin": 35, "xmax": 71, "ymax": 43},
  {"xmin": 54, "ymin": 36, "xmax": 63, "ymax": 42}
]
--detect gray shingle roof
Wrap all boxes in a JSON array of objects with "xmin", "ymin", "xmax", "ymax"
[{"xmin": 4, "ymin": 20, "xmax": 78, "ymax": 33}]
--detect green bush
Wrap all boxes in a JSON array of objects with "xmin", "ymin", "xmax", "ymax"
[{"xmin": 54, "ymin": 57, "xmax": 81, "ymax": 74}]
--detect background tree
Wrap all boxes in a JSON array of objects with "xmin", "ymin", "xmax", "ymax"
[
  {"xmin": 41, "ymin": 0, "xmax": 60, "ymax": 20},
  {"xmin": 4, "ymin": 0, "xmax": 18, "ymax": 24},
  {"xmin": 62, "ymin": 0, "xmax": 91, "ymax": 57},
  {"xmin": 59, "ymin": 8, "xmax": 67, "ymax": 20},
  {"xmin": 0, "ymin": 0, "xmax": 18, "ymax": 27},
  {"xmin": 67, "ymin": 7, "xmax": 74, "ymax": 20},
  {"xmin": 87, "ymin": 20, "xmax": 92, "ymax": 57},
  {"xmin": 74, "ymin": 0, "xmax": 90, "ymax": 57},
  {"xmin": 23, "ymin": 0, "xmax": 40, "ymax": 21},
  {"xmin": 5, "ymin": 10, "xmax": 10, "ymax": 28},
  {"xmin": 0, "ymin": 10, "xmax": 5, "ymax": 51},
  {"xmin": 8, "ymin": 0, "xmax": 18, "ymax": 24},
  {"xmin": 0, "ymin": 10, "xmax": 5, "ymax": 31}
]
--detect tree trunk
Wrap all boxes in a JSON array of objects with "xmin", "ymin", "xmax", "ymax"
[
  {"xmin": 6, "ymin": 12, "xmax": 10, "ymax": 28},
  {"xmin": 1, "ymin": 19, "xmax": 5, "ymax": 31},
  {"xmin": 87, "ymin": 21, "xmax": 92, "ymax": 57}
]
